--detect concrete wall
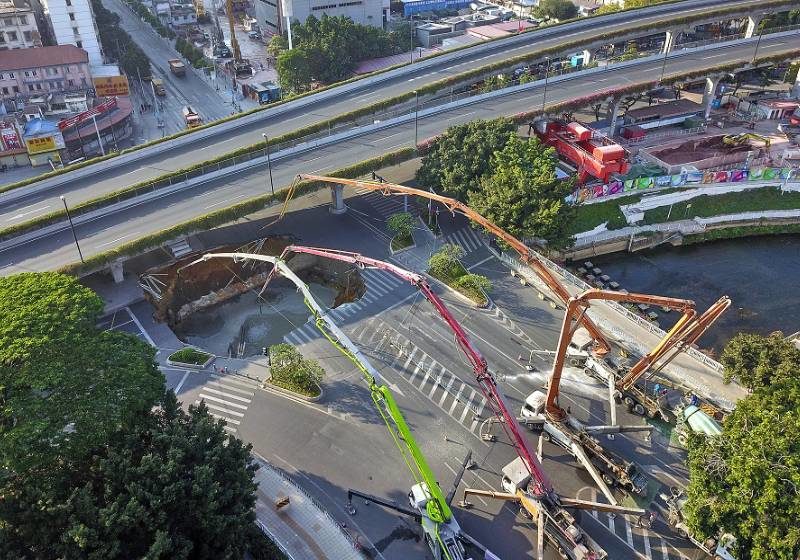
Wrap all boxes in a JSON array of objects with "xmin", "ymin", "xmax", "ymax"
[{"xmin": 41, "ymin": 0, "xmax": 102, "ymax": 65}]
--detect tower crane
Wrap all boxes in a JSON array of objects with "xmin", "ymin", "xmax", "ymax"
[
  {"xmin": 284, "ymin": 174, "xmax": 613, "ymax": 357},
  {"xmin": 183, "ymin": 251, "xmax": 487, "ymax": 560},
  {"xmin": 272, "ymin": 245, "xmax": 638, "ymax": 560}
]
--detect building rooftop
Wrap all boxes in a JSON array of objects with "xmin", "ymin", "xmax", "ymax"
[
  {"xmin": 624, "ymin": 99, "xmax": 703, "ymax": 121},
  {"xmin": 0, "ymin": 45, "xmax": 89, "ymax": 71},
  {"xmin": 0, "ymin": 0, "xmax": 35, "ymax": 13}
]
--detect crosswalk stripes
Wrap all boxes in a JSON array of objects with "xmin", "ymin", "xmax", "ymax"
[
  {"xmin": 359, "ymin": 320, "xmax": 489, "ymax": 436},
  {"xmin": 354, "ymin": 189, "xmax": 419, "ymax": 219},
  {"xmin": 441, "ymin": 227, "xmax": 486, "ymax": 254},
  {"xmin": 195, "ymin": 374, "xmax": 257, "ymax": 434},
  {"xmin": 282, "ymin": 268, "xmax": 411, "ymax": 346},
  {"xmin": 580, "ymin": 487, "xmax": 689, "ymax": 560}
]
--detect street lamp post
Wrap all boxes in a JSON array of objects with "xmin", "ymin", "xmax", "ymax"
[
  {"xmin": 684, "ymin": 203, "xmax": 692, "ymax": 219},
  {"xmin": 752, "ymin": 13, "xmax": 769, "ymax": 64},
  {"xmin": 658, "ymin": 37, "xmax": 670, "ymax": 84},
  {"xmin": 414, "ymin": 90, "xmax": 419, "ymax": 146},
  {"xmin": 262, "ymin": 132, "xmax": 275, "ymax": 194},
  {"xmin": 410, "ymin": 15, "xmax": 415, "ymax": 64},
  {"xmin": 60, "ymin": 196, "xmax": 84, "ymax": 263},
  {"xmin": 541, "ymin": 57, "xmax": 551, "ymax": 114}
]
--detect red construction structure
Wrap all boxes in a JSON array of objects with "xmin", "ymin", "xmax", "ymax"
[{"xmin": 534, "ymin": 120, "xmax": 630, "ymax": 184}]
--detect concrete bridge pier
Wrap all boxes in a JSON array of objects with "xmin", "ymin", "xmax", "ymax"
[
  {"xmin": 703, "ymin": 75, "xmax": 723, "ymax": 120},
  {"xmin": 110, "ymin": 259, "xmax": 125, "ymax": 283},
  {"xmin": 329, "ymin": 184, "xmax": 347, "ymax": 214},
  {"xmin": 607, "ymin": 95, "xmax": 624, "ymax": 137},
  {"xmin": 662, "ymin": 29, "xmax": 677, "ymax": 54},
  {"xmin": 744, "ymin": 14, "xmax": 764, "ymax": 39}
]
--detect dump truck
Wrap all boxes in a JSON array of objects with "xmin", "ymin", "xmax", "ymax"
[
  {"xmin": 168, "ymin": 58, "xmax": 186, "ymax": 77},
  {"xmin": 182, "ymin": 106, "xmax": 202, "ymax": 129},
  {"xmin": 661, "ymin": 488, "xmax": 737, "ymax": 559},
  {"xmin": 152, "ymin": 78, "xmax": 166, "ymax": 96}
]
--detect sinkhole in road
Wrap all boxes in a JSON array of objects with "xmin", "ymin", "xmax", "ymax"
[{"xmin": 141, "ymin": 237, "xmax": 367, "ymax": 358}]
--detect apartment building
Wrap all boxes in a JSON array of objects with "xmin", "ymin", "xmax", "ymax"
[
  {"xmin": 0, "ymin": 0, "xmax": 44, "ymax": 49},
  {"xmin": 39, "ymin": 0, "xmax": 102, "ymax": 65},
  {"xmin": 261, "ymin": 0, "xmax": 389, "ymax": 35},
  {"xmin": 0, "ymin": 44, "xmax": 91, "ymax": 99}
]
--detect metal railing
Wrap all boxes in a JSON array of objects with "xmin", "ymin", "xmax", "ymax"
[
  {"xmin": 255, "ymin": 519, "xmax": 297, "ymax": 560},
  {"xmin": 259, "ymin": 460, "xmax": 364, "ymax": 554}
]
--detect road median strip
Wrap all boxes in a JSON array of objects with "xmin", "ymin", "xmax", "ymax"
[{"xmin": 0, "ymin": 0, "xmax": 789, "ymax": 196}]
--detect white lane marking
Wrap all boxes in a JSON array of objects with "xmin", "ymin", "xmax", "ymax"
[
  {"xmin": 207, "ymin": 380, "xmax": 255, "ymax": 396},
  {"xmin": 642, "ymin": 528, "xmax": 653, "ymax": 560},
  {"xmin": 196, "ymin": 401, "xmax": 246, "ymax": 417},
  {"xmin": 402, "ymin": 347, "xmax": 418, "ymax": 370},
  {"xmin": 198, "ymin": 394, "xmax": 248, "ymax": 409},
  {"xmin": 418, "ymin": 368, "xmax": 432, "ymax": 391},
  {"xmin": 95, "ymin": 233, "xmax": 139, "ymax": 248},
  {"xmin": 208, "ymin": 412, "xmax": 241, "ymax": 425},
  {"xmin": 201, "ymin": 387, "xmax": 252, "ymax": 403},
  {"xmin": 449, "ymin": 384, "xmax": 465, "ymax": 414},
  {"xmin": 625, "ymin": 518, "xmax": 634, "ymax": 547},
  {"xmin": 223, "ymin": 425, "xmax": 237, "ymax": 432},
  {"xmin": 126, "ymin": 306, "xmax": 156, "ymax": 346},
  {"xmin": 7, "ymin": 204, "xmax": 51, "ymax": 221},
  {"xmin": 174, "ymin": 370, "xmax": 190, "ymax": 393},
  {"xmin": 205, "ymin": 193, "xmax": 245, "ymax": 209},
  {"xmin": 703, "ymin": 53, "xmax": 727, "ymax": 59}
]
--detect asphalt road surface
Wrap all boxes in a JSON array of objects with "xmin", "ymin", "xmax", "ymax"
[{"xmin": 1, "ymin": 35, "xmax": 797, "ymax": 275}]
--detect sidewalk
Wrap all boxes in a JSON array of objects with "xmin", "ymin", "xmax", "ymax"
[{"xmin": 253, "ymin": 457, "xmax": 364, "ymax": 560}]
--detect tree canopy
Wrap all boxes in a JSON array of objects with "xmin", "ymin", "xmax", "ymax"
[
  {"xmin": 720, "ymin": 332, "xmax": 800, "ymax": 392},
  {"xmin": 467, "ymin": 135, "xmax": 575, "ymax": 248},
  {"xmin": 415, "ymin": 118, "xmax": 517, "ymax": 200},
  {"xmin": 537, "ymin": 0, "xmax": 579, "ymax": 20},
  {"xmin": 684, "ymin": 377, "xmax": 800, "ymax": 560},
  {"xmin": 0, "ymin": 273, "xmax": 164, "ymax": 474},
  {"xmin": 274, "ymin": 15, "xmax": 411, "ymax": 92}
]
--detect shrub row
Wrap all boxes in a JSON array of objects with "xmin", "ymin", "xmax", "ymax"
[
  {"xmin": 3, "ymin": 0, "xmax": 789, "ymax": 194},
  {"xmin": 57, "ymin": 148, "xmax": 416, "ymax": 277}
]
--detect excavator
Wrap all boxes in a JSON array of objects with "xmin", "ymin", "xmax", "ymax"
[
  {"xmin": 722, "ymin": 132, "xmax": 771, "ymax": 154},
  {"xmin": 183, "ymin": 250, "xmax": 487, "ymax": 560},
  {"xmin": 268, "ymin": 245, "xmax": 652, "ymax": 560}
]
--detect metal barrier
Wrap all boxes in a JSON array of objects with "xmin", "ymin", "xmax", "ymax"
[
  {"xmin": 259, "ymin": 460, "xmax": 364, "ymax": 553},
  {"xmin": 255, "ymin": 519, "xmax": 297, "ymax": 560}
]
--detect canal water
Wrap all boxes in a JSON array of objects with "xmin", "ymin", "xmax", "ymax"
[{"xmin": 586, "ymin": 235, "xmax": 800, "ymax": 353}]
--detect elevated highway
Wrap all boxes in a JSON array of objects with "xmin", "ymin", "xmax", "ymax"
[
  {"xmin": 0, "ymin": 0, "xmax": 786, "ymax": 227},
  {"xmin": 1, "ymin": 34, "xmax": 796, "ymax": 276}
]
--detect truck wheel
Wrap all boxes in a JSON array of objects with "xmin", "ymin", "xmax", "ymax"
[
  {"xmin": 678, "ymin": 528, "xmax": 689, "ymax": 539},
  {"xmin": 542, "ymin": 431, "xmax": 551, "ymax": 443},
  {"xmin": 624, "ymin": 397, "xmax": 634, "ymax": 411},
  {"xmin": 678, "ymin": 433, "xmax": 688, "ymax": 446},
  {"xmin": 601, "ymin": 473, "xmax": 615, "ymax": 486},
  {"xmin": 633, "ymin": 403, "xmax": 646, "ymax": 416}
]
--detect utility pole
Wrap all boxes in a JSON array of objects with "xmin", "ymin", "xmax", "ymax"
[
  {"xmin": 60, "ymin": 196, "xmax": 84, "ymax": 263},
  {"xmin": 658, "ymin": 39, "xmax": 669, "ymax": 84},
  {"xmin": 414, "ymin": 90, "xmax": 419, "ymax": 146},
  {"xmin": 409, "ymin": 14, "xmax": 415, "ymax": 64},
  {"xmin": 262, "ymin": 132, "xmax": 275, "ymax": 194},
  {"xmin": 92, "ymin": 115, "xmax": 105, "ymax": 156},
  {"xmin": 751, "ymin": 13, "xmax": 769, "ymax": 64},
  {"xmin": 541, "ymin": 57, "xmax": 551, "ymax": 114}
]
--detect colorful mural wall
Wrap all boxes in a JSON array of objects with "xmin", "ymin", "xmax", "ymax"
[{"xmin": 569, "ymin": 167, "xmax": 797, "ymax": 204}]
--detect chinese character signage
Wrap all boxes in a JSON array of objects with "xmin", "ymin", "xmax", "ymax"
[
  {"xmin": 25, "ymin": 135, "xmax": 57, "ymax": 155},
  {"xmin": 93, "ymin": 76, "xmax": 130, "ymax": 97},
  {"xmin": 0, "ymin": 121, "xmax": 22, "ymax": 151}
]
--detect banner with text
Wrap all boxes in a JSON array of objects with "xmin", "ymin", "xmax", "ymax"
[{"xmin": 569, "ymin": 167, "xmax": 797, "ymax": 204}]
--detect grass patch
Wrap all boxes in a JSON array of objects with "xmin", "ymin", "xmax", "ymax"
[
  {"xmin": 428, "ymin": 244, "xmax": 490, "ymax": 306},
  {"xmin": 683, "ymin": 223, "xmax": 800, "ymax": 244},
  {"xmin": 569, "ymin": 193, "xmax": 642, "ymax": 234},
  {"xmin": 169, "ymin": 347, "xmax": 212, "ymax": 365},
  {"xmin": 643, "ymin": 188, "xmax": 800, "ymax": 224},
  {"xmin": 390, "ymin": 233, "xmax": 414, "ymax": 251},
  {"xmin": 268, "ymin": 343, "xmax": 323, "ymax": 398}
]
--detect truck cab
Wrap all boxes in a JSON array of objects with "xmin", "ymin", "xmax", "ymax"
[{"xmin": 662, "ymin": 489, "xmax": 737, "ymax": 560}]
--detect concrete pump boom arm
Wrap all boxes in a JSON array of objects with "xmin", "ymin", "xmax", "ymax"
[
  {"xmin": 278, "ymin": 246, "xmax": 554, "ymax": 497},
  {"xmin": 185, "ymin": 252, "xmax": 454, "ymax": 527},
  {"xmin": 295, "ymin": 174, "xmax": 612, "ymax": 355},
  {"xmin": 547, "ymin": 289, "xmax": 696, "ymax": 419}
]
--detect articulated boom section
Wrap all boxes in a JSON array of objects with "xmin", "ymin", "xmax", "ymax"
[
  {"xmin": 294, "ymin": 174, "xmax": 612, "ymax": 355},
  {"xmin": 548, "ymin": 289, "xmax": 696, "ymax": 420}
]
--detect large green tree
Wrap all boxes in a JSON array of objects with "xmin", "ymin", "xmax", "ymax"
[
  {"xmin": 684, "ymin": 378, "xmax": 800, "ymax": 560},
  {"xmin": 467, "ymin": 135, "xmax": 575, "ymax": 248},
  {"xmin": 0, "ymin": 273, "xmax": 164, "ymax": 474},
  {"xmin": 415, "ymin": 118, "xmax": 517, "ymax": 200},
  {"xmin": 2, "ymin": 393, "xmax": 261, "ymax": 559},
  {"xmin": 720, "ymin": 332, "xmax": 800, "ymax": 392}
]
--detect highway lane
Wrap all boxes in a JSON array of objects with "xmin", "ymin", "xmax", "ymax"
[
  {"xmin": 0, "ymin": 0, "xmax": 773, "ymax": 216},
  {"xmin": 2, "ymin": 35, "xmax": 796, "ymax": 274}
]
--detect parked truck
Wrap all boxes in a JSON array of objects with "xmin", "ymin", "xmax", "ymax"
[
  {"xmin": 152, "ymin": 78, "xmax": 166, "ymax": 96},
  {"xmin": 168, "ymin": 58, "xmax": 186, "ymax": 77},
  {"xmin": 660, "ymin": 488, "xmax": 737, "ymax": 560},
  {"xmin": 182, "ymin": 106, "xmax": 202, "ymax": 129},
  {"xmin": 520, "ymin": 391, "xmax": 649, "ymax": 496}
]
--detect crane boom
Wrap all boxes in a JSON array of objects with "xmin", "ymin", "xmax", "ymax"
[
  {"xmin": 548, "ymin": 289, "xmax": 695, "ymax": 420},
  {"xmin": 292, "ymin": 174, "xmax": 612, "ymax": 355},
  {"xmin": 184, "ymin": 252, "xmax": 464, "ymax": 559}
]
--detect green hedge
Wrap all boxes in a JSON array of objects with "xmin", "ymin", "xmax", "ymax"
[
  {"xmin": 168, "ymin": 347, "xmax": 212, "ymax": 365},
  {"xmin": 4, "ymin": 0, "xmax": 791, "ymax": 195},
  {"xmin": 57, "ymin": 148, "xmax": 417, "ymax": 277},
  {"xmin": 683, "ymin": 222, "xmax": 800, "ymax": 245}
]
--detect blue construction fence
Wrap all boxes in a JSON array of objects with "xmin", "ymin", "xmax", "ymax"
[{"xmin": 403, "ymin": 0, "xmax": 472, "ymax": 16}]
